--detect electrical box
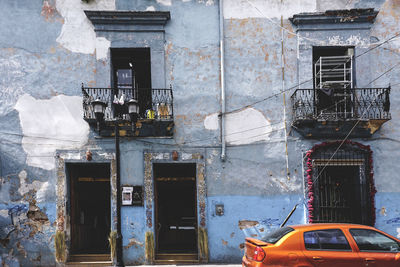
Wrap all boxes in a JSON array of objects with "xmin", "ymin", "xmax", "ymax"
[
  {"xmin": 122, "ymin": 186, "xmax": 143, "ymax": 206},
  {"xmin": 215, "ymin": 204, "xmax": 224, "ymax": 216}
]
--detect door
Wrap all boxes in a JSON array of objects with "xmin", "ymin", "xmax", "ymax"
[
  {"xmin": 349, "ymin": 228, "xmax": 400, "ymax": 267},
  {"xmin": 69, "ymin": 163, "xmax": 111, "ymax": 254},
  {"xmin": 154, "ymin": 163, "xmax": 197, "ymax": 254},
  {"xmin": 303, "ymin": 229, "xmax": 362, "ymax": 267}
]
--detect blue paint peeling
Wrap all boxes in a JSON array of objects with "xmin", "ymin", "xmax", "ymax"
[
  {"xmin": 37, "ymin": 202, "xmax": 56, "ymax": 225},
  {"xmin": 1, "ymin": 0, "xmax": 400, "ymax": 265},
  {"xmin": 207, "ymin": 195, "xmax": 304, "ymax": 262},
  {"xmin": 375, "ymin": 192, "xmax": 400, "ymax": 237},
  {"xmin": 7, "ymin": 204, "xmax": 28, "ymax": 216},
  {"xmin": 121, "ymin": 207, "xmax": 146, "ymax": 265}
]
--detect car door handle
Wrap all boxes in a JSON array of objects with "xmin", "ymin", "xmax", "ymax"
[
  {"xmin": 312, "ymin": 256, "xmax": 323, "ymax": 261},
  {"xmin": 365, "ymin": 258, "xmax": 376, "ymax": 262}
]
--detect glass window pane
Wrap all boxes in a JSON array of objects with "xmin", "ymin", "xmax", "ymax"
[
  {"xmin": 350, "ymin": 229, "xmax": 400, "ymax": 252},
  {"xmin": 117, "ymin": 69, "xmax": 132, "ymax": 88},
  {"xmin": 304, "ymin": 229, "xmax": 351, "ymax": 251},
  {"xmin": 304, "ymin": 231, "xmax": 320, "ymax": 249},
  {"xmin": 260, "ymin": 227, "xmax": 294, "ymax": 244}
]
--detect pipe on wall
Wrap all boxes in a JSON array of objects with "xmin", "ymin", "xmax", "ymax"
[{"xmin": 219, "ymin": 0, "xmax": 226, "ymax": 161}]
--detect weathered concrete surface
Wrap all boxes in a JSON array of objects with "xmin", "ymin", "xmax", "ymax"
[{"xmin": 1, "ymin": 0, "xmax": 400, "ymax": 265}]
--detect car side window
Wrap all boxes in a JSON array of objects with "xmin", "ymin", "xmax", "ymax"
[
  {"xmin": 349, "ymin": 229, "xmax": 400, "ymax": 252},
  {"xmin": 304, "ymin": 229, "xmax": 351, "ymax": 251}
]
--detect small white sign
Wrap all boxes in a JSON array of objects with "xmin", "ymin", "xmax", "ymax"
[{"xmin": 122, "ymin": 186, "xmax": 133, "ymax": 205}]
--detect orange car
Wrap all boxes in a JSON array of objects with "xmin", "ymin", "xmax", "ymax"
[{"xmin": 242, "ymin": 223, "xmax": 400, "ymax": 267}]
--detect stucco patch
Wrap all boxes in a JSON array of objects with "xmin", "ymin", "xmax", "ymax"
[
  {"xmin": 146, "ymin": 6, "xmax": 156, "ymax": 11},
  {"xmin": 0, "ymin": 54, "xmax": 29, "ymax": 116},
  {"xmin": 204, "ymin": 113, "xmax": 219, "ymax": 130},
  {"xmin": 328, "ymin": 35, "xmax": 369, "ymax": 47},
  {"xmin": 15, "ymin": 94, "xmax": 89, "ymax": 170},
  {"xmin": 18, "ymin": 170, "xmax": 43, "ymax": 196},
  {"xmin": 95, "ymin": 37, "xmax": 111, "ymax": 60},
  {"xmin": 36, "ymin": 182, "xmax": 50, "ymax": 203},
  {"xmin": 157, "ymin": 0, "xmax": 172, "ymax": 6},
  {"xmin": 224, "ymin": 0, "xmax": 317, "ymax": 19},
  {"xmin": 0, "ymin": 209, "xmax": 8, "ymax": 218},
  {"xmin": 204, "ymin": 108, "xmax": 273, "ymax": 145},
  {"xmin": 226, "ymin": 108, "xmax": 272, "ymax": 145},
  {"xmin": 55, "ymin": 0, "xmax": 115, "ymax": 54}
]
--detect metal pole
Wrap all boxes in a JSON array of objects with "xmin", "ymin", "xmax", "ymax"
[
  {"xmin": 280, "ymin": 204, "xmax": 298, "ymax": 228},
  {"xmin": 219, "ymin": 0, "xmax": 226, "ymax": 162},
  {"xmin": 281, "ymin": 15, "xmax": 290, "ymax": 180},
  {"xmin": 115, "ymin": 122, "xmax": 123, "ymax": 266}
]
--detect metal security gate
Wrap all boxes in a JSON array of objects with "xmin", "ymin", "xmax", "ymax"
[
  {"xmin": 309, "ymin": 144, "xmax": 373, "ymax": 225},
  {"xmin": 314, "ymin": 165, "xmax": 360, "ymax": 223}
]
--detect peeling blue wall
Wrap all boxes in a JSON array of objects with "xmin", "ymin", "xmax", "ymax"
[{"xmin": 1, "ymin": 0, "xmax": 400, "ymax": 266}]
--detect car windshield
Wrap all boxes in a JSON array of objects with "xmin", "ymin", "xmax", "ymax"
[{"xmin": 261, "ymin": 227, "xmax": 294, "ymax": 244}]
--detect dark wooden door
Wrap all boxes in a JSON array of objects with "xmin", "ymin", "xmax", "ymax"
[{"xmin": 69, "ymin": 163, "xmax": 110, "ymax": 254}]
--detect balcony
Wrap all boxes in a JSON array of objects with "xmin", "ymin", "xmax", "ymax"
[
  {"xmin": 82, "ymin": 85, "xmax": 174, "ymax": 137},
  {"xmin": 291, "ymin": 87, "xmax": 391, "ymax": 138}
]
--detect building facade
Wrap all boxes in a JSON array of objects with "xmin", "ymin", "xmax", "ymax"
[{"xmin": 0, "ymin": 0, "xmax": 400, "ymax": 266}]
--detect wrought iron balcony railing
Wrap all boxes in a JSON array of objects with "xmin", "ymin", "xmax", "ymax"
[
  {"xmin": 82, "ymin": 86, "xmax": 173, "ymax": 122},
  {"xmin": 291, "ymin": 87, "xmax": 391, "ymax": 122}
]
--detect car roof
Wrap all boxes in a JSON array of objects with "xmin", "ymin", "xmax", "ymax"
[{"xmin": 289, "ymin": 223, "xmax": 376, "ymax": 231}]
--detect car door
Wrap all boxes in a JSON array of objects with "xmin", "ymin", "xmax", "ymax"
[
  {"xmin": 302, "ymin": 229, "xmax": 363, "ymax": 267},
  {"xmin": 349, "ymin": 228, "xmax": 400, "ymax": 267}
]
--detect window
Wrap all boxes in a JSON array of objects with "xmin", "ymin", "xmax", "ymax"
[
  {"xmin": 111, "ymin": 48, "xmax": 152, "ymax": 117},
  {"xmin": 313, "ymin": 46, "xmax": 354, "ymax": 120},
  {"xmin": 304, "ymin": 229, "xmax": 351, "ymax": 251},
  {"xmin": 308, "ymin": 142, "xmax": 373, "ymax": 225},
  {"xmin": 314, "ymin": 165, "xmax": 361, "ymax": 223},
  {"xmin": 261, "ymin": 227, "xmax": 294, "ymax": 244},
  {"xmin": 350, "ymin": 229, "xmax": 400, "ymax": 252}
]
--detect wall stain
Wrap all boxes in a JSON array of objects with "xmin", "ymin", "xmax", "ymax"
[
  {"xmin": 41, "ymin": 0, "xmax": 56, "ymax": 21},
  {"xmin": 238, "ymin": 220, "xmax": 259, "ymax": 230},
  {"xmin": 380, "ymin": 207, "xmax": 387, "ymax": 216},
  {"xmin": 124, "ymin": 237, "xmax": 143, "ymax": 249}
]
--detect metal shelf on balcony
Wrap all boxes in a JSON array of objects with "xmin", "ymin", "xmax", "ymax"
[{"xmin": 315, "ymin": 55, "xmax": 353, "ymax": 90}]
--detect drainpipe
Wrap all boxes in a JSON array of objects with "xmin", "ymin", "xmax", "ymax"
[
  {"xmin": 219, "ymin": 0, "xmax": 226, "ymax": 161},
  {"xmin": 115, "ymin": 122, "xmax": 123, "ymax": 266}
]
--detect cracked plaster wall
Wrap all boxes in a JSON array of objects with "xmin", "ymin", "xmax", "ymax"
[{"xmin": 1, "ymin": 0, "xmax": 400, "ymax": 265}]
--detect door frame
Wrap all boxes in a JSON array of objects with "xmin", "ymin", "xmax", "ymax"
[
  {"xmin": 56, "ymin": 150, "xmax": 117, "ymax": 262},
  {"xmin": 69, "ymin": 164, "xmax": 111, "ymax": 254},
  {"xmin": 144, "ymin": 150, "xmax": 208, "ymax": 263}
]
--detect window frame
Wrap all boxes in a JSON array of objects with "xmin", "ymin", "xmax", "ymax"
[
  {"xmin": 110, "ymin": 48, "xmax": 152, "ymax": 118},
  {"xmin": 303, "ymin": 229, "xmax": 352, "ymax": 251},
  {"xmin": 349, "ymin": 228, "xmax": 400, "ymax": 253},
  {"xmin": 306, "ymin": 142, "xmax": 374, "ymax": 226}
]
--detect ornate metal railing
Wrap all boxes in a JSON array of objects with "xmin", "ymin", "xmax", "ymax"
[
  {"xmin": 82, "ymin": 85, "xmax": 173, "ymax": 121},
  {"xmin": 291, "ymin": 87, "xmax": 391, "ymax": 122}
]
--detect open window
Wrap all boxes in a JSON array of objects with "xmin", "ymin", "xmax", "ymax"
[
  {"xmin": 111, "ymin": 48, "xmax": 152, "ymax": 118},
  {"xmin": 313, "ymin": 47, "xmax": 354, "ymax": 120}
]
